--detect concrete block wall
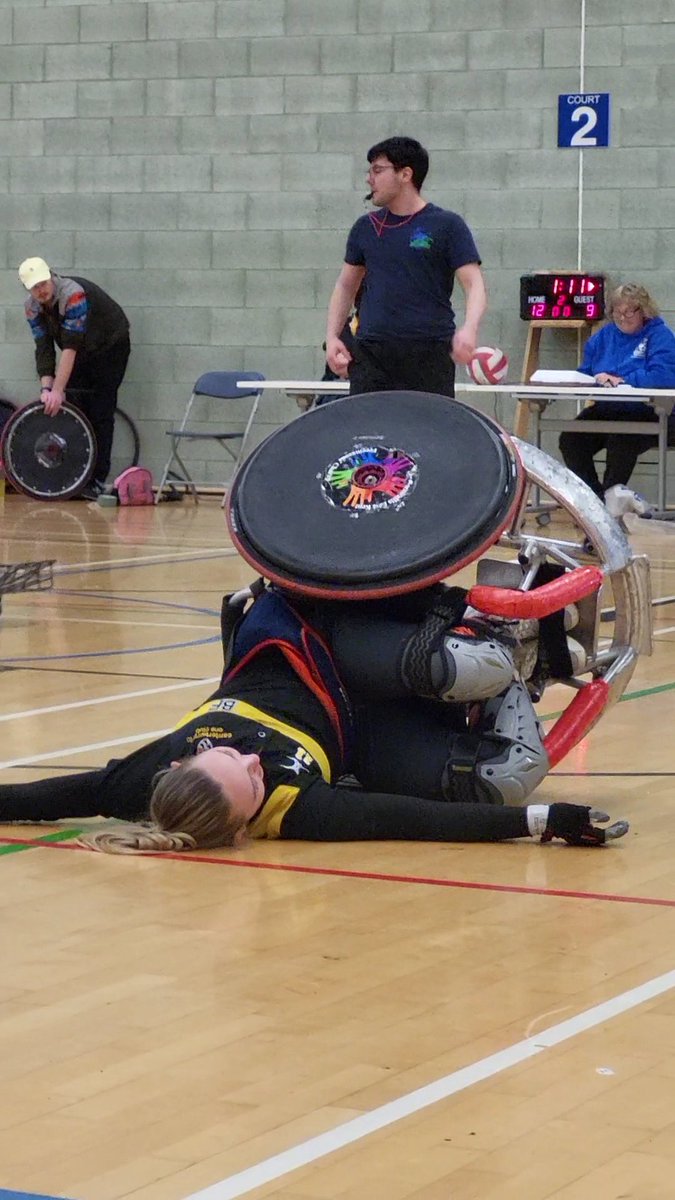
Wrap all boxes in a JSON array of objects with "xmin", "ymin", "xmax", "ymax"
[{"xmin": 0, "ymin": 0, "xmax": 673, "ymax": 493}]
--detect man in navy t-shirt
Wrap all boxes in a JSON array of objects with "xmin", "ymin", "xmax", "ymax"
[{"xmin": 325, "ymin": 136, "xmax": 487, "ymax": 397}]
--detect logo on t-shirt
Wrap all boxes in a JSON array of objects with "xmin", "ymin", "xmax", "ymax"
[
  {"xmin": 281, "ymin": 747, "xmax": 314, "ymax": 776},
  {"xmin": 633, "ymin": 338, "xmax": 647, "ymax": 359},
  {"xmin": 410, "ymin": 228, "xmax": 433, "ymax": 250}
]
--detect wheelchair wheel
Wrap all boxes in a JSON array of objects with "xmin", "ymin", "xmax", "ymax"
[
  {"xmin": 226, "ymin": 391, "xmax": 652, "ymax": 764},
  {"xmin": 228, "ymin": 390, "xmax": 522, "ymax": 597},
  {"xmin": 1, "ymin": 400, "xmax": 97, "ymax": 500}
]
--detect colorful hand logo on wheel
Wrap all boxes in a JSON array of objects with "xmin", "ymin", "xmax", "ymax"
[{"xmin": 322, "ymin": 447, "xmax": 418, "ymax": 512}]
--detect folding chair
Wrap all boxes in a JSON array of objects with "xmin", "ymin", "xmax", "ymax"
[{"xmin": 156, "ymin": 371, "xmax": 265, "ymax": 504}]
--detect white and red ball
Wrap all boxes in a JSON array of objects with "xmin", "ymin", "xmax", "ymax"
[{"xmin": 466, "ymin": 346, "xmax": 509, "ymax": 386}]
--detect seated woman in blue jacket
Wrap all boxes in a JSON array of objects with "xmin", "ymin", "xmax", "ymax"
[{"xmin": 559, "ymin": 283, "xmax": 675, "ymax": 500}]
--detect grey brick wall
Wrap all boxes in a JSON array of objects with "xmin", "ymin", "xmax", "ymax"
[{"xmin": 0, "ymin": 0, "xmax": 674, "ymax": 494}]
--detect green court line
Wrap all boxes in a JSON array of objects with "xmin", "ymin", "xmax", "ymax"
[
  {"xmin": 618, "ymin": 679, "xmax": 675, "ymax": 701},
  {"xmin": 0, "ymin": 829, "xmax": 83, "ymax": 857},
  {"xmin": 541, "ymin": 677, "xmax": 675, "ymax": 723}
]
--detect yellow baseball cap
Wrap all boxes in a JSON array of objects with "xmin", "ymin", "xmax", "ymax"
[{"xmin": 18, "ymin": 257, "xmax": 52, "ymax": 289}]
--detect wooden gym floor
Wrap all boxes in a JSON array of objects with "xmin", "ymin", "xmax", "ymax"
[{"xmin": 1, "ymin": 492, "xmax": 674, "ymax": 1200}]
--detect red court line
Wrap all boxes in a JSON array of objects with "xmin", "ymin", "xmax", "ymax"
[{"xmin": 1, "ymin": 833, "xmax": 674, "ymax": 909}]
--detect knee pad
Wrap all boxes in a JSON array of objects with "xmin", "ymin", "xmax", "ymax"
[
  {"xmin": 442, "ymin": 682, "xmax": 549, "ymax": 805},
  {"xmin": 401, "ymin": 625, "xmax": 514, "ymax": 703}
]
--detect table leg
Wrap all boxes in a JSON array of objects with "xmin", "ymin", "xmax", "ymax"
[
  {"xmin": 658, "ymin": 411, "xmax": 667, "ymax": 511},
  {"xmin": 514, "ymin": 399, "xmax": 531, "ymax": 439}
]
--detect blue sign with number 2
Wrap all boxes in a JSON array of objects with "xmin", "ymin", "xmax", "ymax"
[{"xmin": 558, "ymin": 93, "xmax": 610, "ymax": 148}]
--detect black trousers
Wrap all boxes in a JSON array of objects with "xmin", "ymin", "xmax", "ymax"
[
  {"xmin": 348, "ymin": 338, "xmax": 456, "ymax": 397},
  {"xmin": 299, "ymin": 591, "xmax": 468, "ymax": 802},
  {"xmin": 67, "ymin": 334, "xmax": 131, "ymax": 482},
  {"xmin": 559, "ymin": 406, "xmax": 658, "ymax": 499}
]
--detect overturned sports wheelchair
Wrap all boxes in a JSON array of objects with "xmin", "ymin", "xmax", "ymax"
[{"xmin": 225, "ymin": 389, "xmax": 651, "ymax": 775}]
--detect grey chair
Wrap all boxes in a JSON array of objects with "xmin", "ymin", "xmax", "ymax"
[{"xmin": 156, "ymin": 370, "xmax": 265, "ymax": 504}]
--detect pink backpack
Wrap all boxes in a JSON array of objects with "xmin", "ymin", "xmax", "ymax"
[{"xmin": 114, "ymin": 466, "xmax": 154, "ymax": 506}]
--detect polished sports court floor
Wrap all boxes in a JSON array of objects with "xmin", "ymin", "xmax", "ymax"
[{"xmin": 1, "ymin": 492, "xmax": 675, "ymax": 1200}]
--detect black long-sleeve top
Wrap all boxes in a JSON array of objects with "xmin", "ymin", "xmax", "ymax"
[{"xmin": 1, "ymin": 652, "xmax": 530, "ymax": 844}]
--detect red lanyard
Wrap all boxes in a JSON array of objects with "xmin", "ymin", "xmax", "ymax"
[{"xmin": 368, "ymin": 210, "xmax": 417, "ymax": 238}]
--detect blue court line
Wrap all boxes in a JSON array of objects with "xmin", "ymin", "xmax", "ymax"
[
  {"xmin": 0, "ymin": 634, "xmax": 220, "ymax": 665},
  {"xmin": 51, "ymin": 587, "xmax": 220, "ymax": 617},
  {"xmin": 0, "ymin": 1190, "xmax": 73, "ymax": 1200},
  {"xmin": 55, "ymin": 550, "xmax": 233, "ymax": 578}
]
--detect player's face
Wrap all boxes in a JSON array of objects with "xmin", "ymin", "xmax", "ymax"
[
  {"xmin": 30, "ymin": 279, "xmax": 55, "ymax": 305},
  {"xmin": 366, "ymin": 156, "xmax": 405, "ymax": 206},
  {"xmin": 192, "ymin": 747, "xmax": 266, "ymax": 822}
]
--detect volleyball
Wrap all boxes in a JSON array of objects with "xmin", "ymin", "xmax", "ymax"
[{"xmin": 466, "ymin": 346, "xmax": 509, "ymax": 386}]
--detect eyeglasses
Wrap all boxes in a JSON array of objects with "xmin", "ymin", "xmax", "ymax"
[
  {"xmin": 367, "ymin": 164, "xmax": 396, "ymax": 176},
  {"xmin": 614, "ymin": 306, "xmax": 641, "ymax": 319}
]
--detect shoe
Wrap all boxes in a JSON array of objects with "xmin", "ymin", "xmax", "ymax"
[
  {"xmin": 541, "ymin": 803, "xmax": 629, "ymax": 846},
  {"xmin": 78, "ymin": 479, "xmax": 105, "ymax": 501},
  {"xmin": 604, "ymin": 484, "xmax": 654, "ymax": 519}
]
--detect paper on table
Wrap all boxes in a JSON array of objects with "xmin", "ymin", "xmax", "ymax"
[{"xmin": 530, "ymin": 369, "xmax": 597, "ymax": 384}]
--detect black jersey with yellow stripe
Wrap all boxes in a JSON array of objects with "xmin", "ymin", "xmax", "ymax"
[{"xmin": 172, "ymin": 698, "xmax": 334, "ymax": 839}]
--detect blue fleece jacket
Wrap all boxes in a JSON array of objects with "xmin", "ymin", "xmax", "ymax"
[{"xmin": 580, "ymin": 315, "xmax": 675, "ymax": 417}]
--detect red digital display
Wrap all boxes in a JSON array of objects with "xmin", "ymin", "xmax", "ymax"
[{"xmin": 520, "ymin": 273, "xmax": 605, "ymax": 321}]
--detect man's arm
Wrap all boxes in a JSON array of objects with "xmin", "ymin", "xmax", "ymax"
[
  {"xmin": 26, "ymin": 303, "xmax": 56, "ymax": 383},
  {"xmin": 452, "ymin": 263, "xmax": 487, "ymax": 365},
  {"xmin": 43, "ymin": 347, "xmax": 77, "ymax": 416},
  {"xmin": 325, "ymin": 263, "xmax": 365, "ymax": 376},
  {"xmin": 43, "ymin": 286, "xmax": 89, "ymax": 415}
]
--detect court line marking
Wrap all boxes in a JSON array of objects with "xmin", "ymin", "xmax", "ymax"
[
  {"xmin": 0, "ymin": 633, "xmax": 220, "ymax": 665},
  {"xmin": 0, "ymin": 835, "xmax": 672, "ymax": 910},
  {"xmin": 0, "ymin": 677, "xmax": 220, "ymax": 724},
  {"xmin": 180, "ymin": 968, "xmax": 675, "ymax": 1200},
  {"xmin": 0, "ymin": 1188, "xmax": 70, "ymax": 1200},
  {"xmin": 8, "ymin": 614, "xmax": 218, "ymax": 632},
  {"xmin": 0, "ymin": 829, "xmax": 81, "ymax": 857},
  {"xmin": 54, "ymin": 548, "xmax": 237, "ymax": 573},
  {"xmin": 51, "ymin": 589, "xmax": 220, "ymax": 617},
  {"xmin": 0, "ymin": 729, "xmax": 170, "ymax": 771}
]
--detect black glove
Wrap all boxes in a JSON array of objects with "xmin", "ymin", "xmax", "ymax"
[{"xmin": 542, "ymin": 803, "xmax": 629, "ymax": 846}]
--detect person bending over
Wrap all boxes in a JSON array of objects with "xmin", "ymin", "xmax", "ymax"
[
  {"xmin": 559, "ymin": 283, "xmax": 675, "ymax": 501},
  {"xmin": 18, "ymin": 256, "xmax": 131, "ymax": 498},
  {"xmin": 0, "ymin": 586, "xmax": 627, "ymax": 855}
]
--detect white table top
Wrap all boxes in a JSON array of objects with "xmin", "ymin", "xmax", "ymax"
[{"xmin": 239, "ymin": 379, "xmax": 675, "ymax": 400}]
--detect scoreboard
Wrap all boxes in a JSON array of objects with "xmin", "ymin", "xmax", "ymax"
[{"xmin": 520, "ymin": 273, "xmax": 605, "ymax": 322}]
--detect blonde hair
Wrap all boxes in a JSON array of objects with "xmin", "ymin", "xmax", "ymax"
[
  {"xmin": 609, "ymin": 282, "xmax": 659, "ymax": 321},
  {"xmin": 78, "ymin": 762, "xmax": 247, "ymax": 855}
]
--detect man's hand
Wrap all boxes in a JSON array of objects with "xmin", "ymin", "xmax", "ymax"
[
  {"xmin": 451, "ymin": 325, "xmax": 478, "ymax": 366},
  {"xmin": 42, "ymin": 386, "xmax": 65, "ymax": 416},
  {"xmin": 326, "ymin": 336, "xmax": 352, "ymax": 379},
  {"xmin": 596, "ymin": 372, "xmax": 624, "ymax": 387}
]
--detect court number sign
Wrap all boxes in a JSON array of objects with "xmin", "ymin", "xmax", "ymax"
[{"xmin": 557, "ymin": 93, "xmax": 610, "ymax": 148}]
